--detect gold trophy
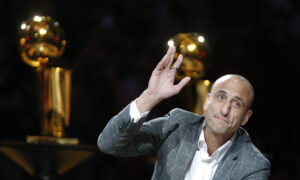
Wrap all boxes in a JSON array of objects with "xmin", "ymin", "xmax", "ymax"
[
  {"xmin": 19, "ymin": 15, "xmax": 77, "ymax": 144},
  {"xmin": 167, "ymin": 33, "xmax": 212, "ymax": 114}
]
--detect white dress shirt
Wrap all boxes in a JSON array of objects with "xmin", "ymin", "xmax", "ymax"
[
  {"xmin": 129, "ymin": 100, "xmax": 236, "ymax": 180},
  {"xmin": 129, "ymin": 99, "xmax": 150, "ymax": 122},
  {"xmin": 184, "ymin": 125, "xmax": 236, "ymax": 180}
]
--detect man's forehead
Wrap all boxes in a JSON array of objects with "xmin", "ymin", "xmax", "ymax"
[
  {"xmin": 210, "ymin": 75, "xmax": 254, "ymax": 108},
  {"xmin": 212, "ymin": 77, "xmax": 251, "ymax": 98}
]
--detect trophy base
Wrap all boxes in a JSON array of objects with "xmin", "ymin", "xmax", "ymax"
[{"xmin": 26, "ymin": 135, "xmax": 79, "ymax": 145}]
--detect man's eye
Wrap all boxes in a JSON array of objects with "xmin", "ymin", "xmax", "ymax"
[
  {"xmin": 217, "ymin": 95, "xmax": 225, "ymax": 101},
  {"xmin": 232, "ymin": 101, "xmax": 241, "ymax": 108}
]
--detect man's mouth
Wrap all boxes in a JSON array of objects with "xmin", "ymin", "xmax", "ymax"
[{"xmin": 214, "ymin": 115, "xmax": 229, "ymax": 123}]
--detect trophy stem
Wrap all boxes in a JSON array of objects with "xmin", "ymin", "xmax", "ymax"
[
  {"xmin": 181, "ymin": 82, "xmax": 196, "ymax": 112},
  {"xmin": 36, "ymin": 67, "xmax": 71, "ymax": 138},
  {"xmin": 194, "ymin": 80, "xmax": 212, "ymax": 115},
  {"xmin": 181, "ymin": 80, "xmax": 212, "ymax": 115}
]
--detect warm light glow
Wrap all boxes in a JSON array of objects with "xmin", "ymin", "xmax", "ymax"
[
  {"xmin": 187, "ymin": 44, "xmax": 196, "ymax": 51},
  {"xmin": 38, "ymin": 57, "xmax": 49, "ymax": 63},
  {"xmin": 61, "ymin": 40, "xmax": 67, "ymax": 46},
  {"xmin": 204, "ymin": 80, "xmax": 210, "ymax": 86},
  {"xmin": 56, "ymin": 131, "xmax": 63, "ymax": 138},
  {"xmin": 198, "ymin": 36, "xmax": 205, "ymax": 43},
  {"xmin": 19, "ymin": 38, "xmax": 26, "ymax": 46},
  {"xmin": 21, "ymin": 23, "xmax": 26, "ymax": 30},
  {"xmin": 39, "ymin": 28, "xmax": 47, "ymax": 35},
  {"xmin": 33, "ymin": 16, "xmax": 42, "ymax": 22},
  {"xmin": 39, "ymin": 46, "xmax": 44, "ymax": 52},
  {"xmin": 168, "ymin": 40, "xmax": 174, "ymax": 46}
]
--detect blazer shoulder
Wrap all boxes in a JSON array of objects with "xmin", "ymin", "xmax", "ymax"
[
  {"xmin": 168, "ymin": 108, "xmax": 203, "ymax": 124},
  {"xmin": 237, "ymin": 128, "xmax": 271, "ymax": 168},
  {"xmin": 248, "ymin": 142, "xmax": 271, "ymax": 166}
]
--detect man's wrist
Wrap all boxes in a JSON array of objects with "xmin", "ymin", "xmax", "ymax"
[
  {"xmin": 130, "ymin": 100, "xmax": 150, "ymax": 123},
  {"xmin": 136, "ymin": 89, "xmax": 161, "ymax": 114}
]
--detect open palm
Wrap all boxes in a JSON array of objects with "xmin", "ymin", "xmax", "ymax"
[
  {"xmin": 136, "ymin": 46, "xmax": 191, "ymax": 113},
  {"xmin": 147, "ymin": 46, "xmax": 191, "ymax": 101}
]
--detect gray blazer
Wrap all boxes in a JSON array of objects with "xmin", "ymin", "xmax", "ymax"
[{"xmin": 98, "ymin": 104, "xmax": 270, "ymax": 180}]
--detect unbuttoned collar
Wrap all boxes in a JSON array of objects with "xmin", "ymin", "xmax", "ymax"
[{"xmin": 198, "ymin": 123, "xmax": 237, "ymax": 163}]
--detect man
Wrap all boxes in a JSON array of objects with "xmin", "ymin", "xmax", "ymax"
[{"xmin": 98, "ymin": 46, "xmax": 270, "ymax": 180}]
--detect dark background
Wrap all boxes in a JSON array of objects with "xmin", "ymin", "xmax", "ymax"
[{"xmin": 0, "ymin": 0, "xmax": 299, "ymax": 179}]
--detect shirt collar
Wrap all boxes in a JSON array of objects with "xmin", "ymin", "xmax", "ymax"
[{"xmin": 198, "ymin": 123, "xmax": 237, "ymax": 162}]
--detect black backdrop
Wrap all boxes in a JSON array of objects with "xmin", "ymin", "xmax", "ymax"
[{"xmin": 0, "ymin": 0, "xmax": 299, "ymax": 179}]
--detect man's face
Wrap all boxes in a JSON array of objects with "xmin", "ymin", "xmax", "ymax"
[{"xmin": 203, "ymin": 76, "xmax": 253, "ymax": 137}]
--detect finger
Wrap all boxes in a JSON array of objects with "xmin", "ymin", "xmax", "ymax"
[
  {"xmin": 167, "ymin": 46, "xmax": 176, "ymax": 68},
  {"xmin": 175, "ymin": 76, "xmax": 191, "ymax": 93},
  {"xmin": 166, "ymin": 45, "xmax": 175, "ymax": 55},
  {"xmin": 172, "ymin": 54, "xmax": 183, "ymax": 70},
  {"xmin": 154, "ymin": 55, "xmax": 169, "ymax": 71},
  {"xmin": 154, "ymin": 46, "xmax": 174, "ymax": 71}
]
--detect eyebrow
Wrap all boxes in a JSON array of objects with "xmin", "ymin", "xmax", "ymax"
[{"xmin": 216, "ymin": 90, "xmax": 245, "ymax": 106}]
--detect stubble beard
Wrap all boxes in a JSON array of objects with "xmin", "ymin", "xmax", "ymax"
[{"xmin": 205, "ymin": 113, "xmax": 231, "ymax": 136}]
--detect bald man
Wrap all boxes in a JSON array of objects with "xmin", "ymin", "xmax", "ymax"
[{"xmin": 98, "ymin": 46, "xmax": 270, "ymax": 180}]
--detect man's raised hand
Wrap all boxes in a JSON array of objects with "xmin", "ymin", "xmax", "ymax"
[{"xmin": 136, "ymin": 46, "xmax": 191, "ymax": 113}]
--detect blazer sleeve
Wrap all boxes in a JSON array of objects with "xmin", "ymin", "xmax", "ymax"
[
  {"xmin": 241, "ymin": 143, "xmax": 271, "ymax": 180},
  {"xmin": 97, "ymin": 103, "xmax": 178, "ymax": 157},
  {"xmin": 243, "ymin": 165, "xmax": 270, "ymax": 180}
]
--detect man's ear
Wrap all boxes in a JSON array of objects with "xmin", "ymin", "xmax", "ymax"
[
  {"xmin": 203, "ymin": 93, "xmax": 210, "ymax": 112},
  {"xmin": 241, "ymin": 109, "xmax": 253, "ymax": 126}
]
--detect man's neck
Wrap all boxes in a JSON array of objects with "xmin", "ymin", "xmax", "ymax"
[{"xmin": 203, "ymin": 125, "xmax": 234, "ymax": 156}]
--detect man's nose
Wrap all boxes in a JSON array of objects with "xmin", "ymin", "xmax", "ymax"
[{"xmin": 221, "ymin": 101, "xmax": 231, "ymax": 116}]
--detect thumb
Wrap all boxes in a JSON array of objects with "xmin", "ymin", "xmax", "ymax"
[{"xmin": 175, "ymin": 76, "xmax": 191, "ymax": 93}]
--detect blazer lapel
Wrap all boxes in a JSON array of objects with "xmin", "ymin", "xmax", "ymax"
[
  {"xmin": 169, "ymin": 119, "xmax": 204, "ymax": 179},
  {"xmin": 213, "ymin": 130, "xmax": 244, "ymax": 180},
  {"xmin": 213, "ymin": 153, "xmax": 237, "ymax": 180}
]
